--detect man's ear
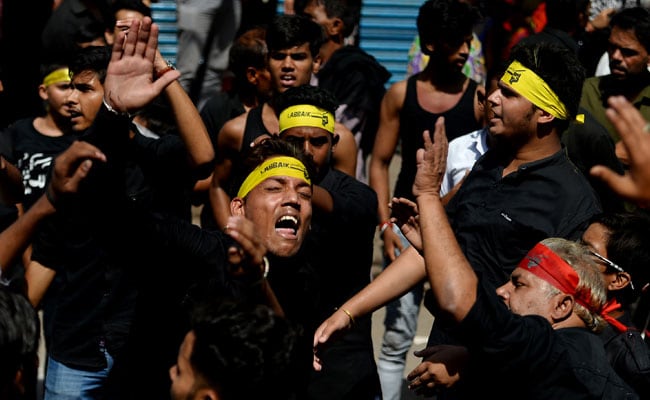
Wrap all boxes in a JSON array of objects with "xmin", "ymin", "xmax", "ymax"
[
  {"xmin": 246, "ymin": 67, "xmax": 259, "ymax": 85},
  {"xmin": 536, "ymin": 108, "xmax": 555, "ymax": 125},
  {"xmin": 194, "ymin": 387, "xmax": 219, "ymax": 400},
  {"xmin": 38, "ymin": 84, "xmax": 49, "ymax": 101},
  {"xmin": 312, "ymin": 54, "xmax": 322, "ymax": 74},
  {"xmin": 231, "ymin": 197, "xmax": 245, "ymax": 216},
  {"xmin": 328, "ymin": 17, "xmax": 344, "ymax": 40},
  {"xmin": 551, "ymin": 294, "xmax": 574, "ymax": 321},
  {"xmin": 330, "ymin": 133, "xmax": 340, "ymax": 151},
  {"xmin": 610, "ymin": 272, "xmax": 632, "ymax": 291}
]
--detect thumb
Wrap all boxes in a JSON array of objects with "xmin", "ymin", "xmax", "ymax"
[
  {"xmin": 413, "ymin": 346, "xmax": 437, "ymax": 358},
  {"xmin": 590, "ymin": 165, "xmax": 629, "ymax": 194}
]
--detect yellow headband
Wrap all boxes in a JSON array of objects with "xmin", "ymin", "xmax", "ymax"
[
  {"xmin": 279, "ymin": 104, "xmax": 335, "ymax": 134},
  {"xmin": 237, "ymin": 156, "xmax": 311, "ymax": 198},
  {"xmin": 42, "ymin": 68, "xmax": 71, "ymax": 87},
  {"xmin": 501, "ymin": 60, "xmax": 569, "ymax": 120}
]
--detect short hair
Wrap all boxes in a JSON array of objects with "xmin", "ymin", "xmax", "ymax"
[
  {"xmin": 189, "ymin": 299, "xmax": 301, "ymax": 400},
  {"xmin": 507, "ymin": 41, "xmax": 586, "ymax": 133},
  {"xmin": 610, "ymin": 7, "xmax": 650, "ymax": 53},
  {"xmin": 69, "ymin": 45, "xmax": 112, "ymax": 84},
  {"xmin": 0, "ymin": 288, "xmax": 40, "ymax": 397},
  {"xmin": 39, "ymin": 62, "xmax": 69, "ymax": 82},
  {"xmin": 589, "ymin": 212, "xmax": 650, "ymax": 306},
  {"xmin": 544, "ymin": 0, "xmax": 590, "ymax": 32},
  {"xmin": 235, "ymin": 136, "xmax": 317, "ymax": 195},
  {"xmin": 272, "ymin": 84, "xmax": 339, "ymax": 119},
  {"xmin": 541, "ymin": 238, "xmax": 607, "ymax": 333},
  {"xmin": 265, "ymin": 14, "xmax": 325, "ymax": 59},
  {"xmin": 111, "ymin": 0, "xmax": 151, "ymax": 18},
  {"xmin": 228, "ymin": 27, "xmax": 268, "ymax": 95},
  {"xmin": 300, "ymin": 0, "xmax": 362, "ymax": 38},
  {"xmin": 417, "ymin": 0, "xmax": 481, "ymax": 54}
]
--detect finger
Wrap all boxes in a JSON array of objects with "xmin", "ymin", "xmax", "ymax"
[
  {"xmin": 111, "ymin": 29, "xmax": 128, "ymax": 61},
  {"xmin": 589, "ymin": 165, "xmax": 633, "ymax": 197},
  {"xmin": 144, "ymin": 20, "xmax": 159, "ymax": 62},
  {"xmin": 122, "ymin": 18, "xmax": 140, "ymax": 56},
  {"xmin": 152, "ymin": 69, "xmax": 181, "ymax": 92},
  {"xmin": 134, "ymin": 16, "xmax": 152, "ymax": 58}
]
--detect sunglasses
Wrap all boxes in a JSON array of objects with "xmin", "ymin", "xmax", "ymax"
[{"xmin": 590, "ymin": 250, "xmax": 635, "ymax": 291}]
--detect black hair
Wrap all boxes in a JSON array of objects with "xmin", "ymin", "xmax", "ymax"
[
  {"xmin": 39, "ymin": 62, "xmax": 69, "ymax": 82},
  {"xmin": 69, "ymin": 45, "xmax": 112, "ymax": 84},
  {"xmin": 228, "ymin": 27, "xmax": 268, "ymax": 97},
  {"xmin": 272, "ymin": 84, "xmax": 338, "ymax": 118},
  {"xmin": 236, "ymin": 136, "xmax": 317, "ymax": 192},
  {"xmin": 589, "ymin": 212, "xmax": 650, "ymax": 306},
  {"xmin": 417, "ymin": 0, "xmax": 482, "ymax": 54},
  {"xmin": 189, "ymin": 299, "xmax": 301, "ymax": 400},
  {"xmin": 508, "ymin": 41, "xmax": 586, "ymax": 133},
  {"xmin": 111, "ymin": 0, "xmax": 152, "ymax": 18},
  {"xmin": 544, "ymin": 0, "xmax": 590, "ymax": 32},
  {"xmin": 265, "ymin": 14, "xmax": 325, "ymax": 59},
  {"xmin": 610, "ymin": 7, "xmax": 650, "ymax": 52},
  {"xmin": 0, "ymin": 288, "xmax": 39, "ymax": 398},
  {"xmin": 300, "ymin": 0, "xmax": 361, "ymax": 38}
]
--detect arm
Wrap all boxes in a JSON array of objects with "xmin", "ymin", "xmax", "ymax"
[
  {"xmin": 590, "ymin": 96, "xmax": 650, "ymax": 206},
  {"xmin": 153, "ymin": 53, "xmax": 214, "ymax": 172},
  {"xmin": 332, "ymin": 122, "xmax": 357, "ymax": 177},
  {"xmin": 414, "ymin": 120, "xmax": 477, "ymax": 322},
  {"xmin": 209, "ymin": 115, "xmax": 247, "ymax": 228},
  {"xmin": 313, "ymin": 244, "xmax": 426, "ymax": 370},
  {"xmin": 369, "ymin": 82, "xmax": 406, "ymax": 261},
  {"xmin": 0, "ymin": 156, "xmax": 23, "ymax": 206},
  {"xmin": 1, "ymin": 141, "xmax": 106, "ymax": 280}
]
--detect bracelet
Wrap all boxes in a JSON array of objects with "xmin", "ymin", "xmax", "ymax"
[
  {"xmin": 261, "ymin": 256, "xmax": 270, "ymax": 279},
  {"xmin": 102, "ymin": 97, "xmax": 131, "ymax": 118},
  {"xmin": 336, "ymin": 307, "xmax": 356, "ymax": 326},
  {"xmin": 155, "ymin": 60, "xmax": 176, "ymax": 79},
  {"xmin": 379, "ymin": 220, "xmax": 393, "ymax": 234}
]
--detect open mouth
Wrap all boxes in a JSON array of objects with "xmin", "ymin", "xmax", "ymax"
[{"xmin": 275, "ymin": 215, "xmax": 299, "ymax": 237}]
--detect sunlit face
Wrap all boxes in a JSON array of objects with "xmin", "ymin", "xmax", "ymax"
[
  {"xmin": 496, "ymin": 268, "xmax": 557, "ymax": 321},
  {"xmin": 280, "ymin": 126, "xmax": 334, "ymax": 173},
  {"xmin": 238, "ymin": 173, "xmax": 312, "ymax": 257},
  {"xmin": 268, "ymin": 43, "xmax": 319, "ymax": 94},
  {"xmin": 302, "ymin": 1, "xmax": 333, "ymax": 34},
  {"xmin": 169, "ymin": 331, "xmax": 202, "ymax": 400},
  {"xmin": 66, "ymin": 70, "xmax": 104, "ymax": 132},
  {"xmin": 487, "ymin": 80, "xmax": 538, "ymax": 140},
  {"xmin": 581, "ymin": 222, "xmax": 619, "ymax": 286},
  {"xmin": 608, "ymin": 26, "xmax": 650, "ymax": 79}
]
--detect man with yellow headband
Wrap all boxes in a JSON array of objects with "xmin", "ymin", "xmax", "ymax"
[
  {"xmin": 313, "ymin": 41, "xmax": 603, "ymax": 398},
  {"xmin": 316, "ymin": 119, "xmax": 635, "ymax": 399},
  {"xmin": 0, "ymin": 63, "xmax": 77, "ymax": 211},
  {"xmin": 274, "ymin": 84, "xmax": 381, "ymax": 399}
]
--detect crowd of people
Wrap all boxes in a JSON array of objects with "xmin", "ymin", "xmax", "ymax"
[{"xmin": 2, "ymin": 0, "xmax": 650, "ymax": 399}]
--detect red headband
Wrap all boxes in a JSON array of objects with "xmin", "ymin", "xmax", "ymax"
[{"xmin": 517, "ymin": 243, "xmax": 595, "ymax": 312}]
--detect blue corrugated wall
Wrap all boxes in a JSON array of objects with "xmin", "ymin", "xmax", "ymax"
[{"xmin": 151, "ymin": 0, "xmax": 422, "ymax": 87}]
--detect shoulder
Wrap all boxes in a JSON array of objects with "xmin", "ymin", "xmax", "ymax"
[{"xmin": 218, "ymin": 112, "xmax": 248, "ymax": 149}]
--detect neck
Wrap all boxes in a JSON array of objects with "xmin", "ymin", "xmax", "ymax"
[
  {"xmin": 421, "ymin": 61, "xmax": 467, "ymax": 89},
  {"xmin": 33, "ymin": 113, "xmax": 68, "ymax": 137},
  {"xmin": 552, "ymin": 312, "xmax": 588, "ymax": 330},
  {"xmin": 500, "ymin": 130, "xmax": 562, "ymax": 175},
  {"xmin": 319, "ymin": 40, "xmax": 342, "ymax": 66}
]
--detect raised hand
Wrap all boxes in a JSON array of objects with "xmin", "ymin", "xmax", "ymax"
[
  {"xmin": 413, "ymin": 117, "xmax": 448, "ymax": 199},
  {"xmin": 102, "ymin": 17, "xmax": 180, "ymax": 114},
  {"xmin": 389, "ymin": 197, "xmax": 422, "ymax": 251},
  {"xmin": 590, "ymin": 96, "xmax": 650, "ymax": 206}
]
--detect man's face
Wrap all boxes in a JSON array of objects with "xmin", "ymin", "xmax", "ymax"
[
  {"xmin": 608, "ymin": 26, "xmax": 650, "ymax": 79},
  {"xmin": 434, "ymin": 34, "xmax": 473, "ymax": 73},
  {"xmin": 39, "ymin": 80, "xmax": 74, "ymax": 120},
  {"xmin": 66, "ymin": 70, "xmax": 104, "ymax": 132},
  {"xmin": 302, "ymin": 1, "xmax": 334, "ymax": 39},
  {"xmin": 496, "ymin": 268, "xmax": 557, "ymax": 319},
  {"xmin": 581, "ymin": 222, "xmax": 620, "ymax": 285},
  {"xmin": 169, "ymin": 331, "xmax": 202, "ymax": 400},
  {"xmin": 240, "ymin": 174, "xmax": 312, "ymax": 258},
  {"xmin": 280, "ymin": 126, "xmax": 334, "ymax": 172},
  {"xmin": 268, "ymin": 43, "xmax": 318, "ymax": 94},
  {"xmin": 110, "ymin": 9, "xmax": 146, "ymax": 45},
  {"xmin": 487, "ymin": 81, "xmax": 538, "ymax": 140}
]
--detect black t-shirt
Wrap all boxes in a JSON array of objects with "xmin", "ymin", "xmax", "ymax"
[
  {"xmin": 0, "ymin": 117, "xmax": 77, "ymax": 209},
  {"xmin": 453, "ymin": 282, "xmax": 639, "ymax": 399}
]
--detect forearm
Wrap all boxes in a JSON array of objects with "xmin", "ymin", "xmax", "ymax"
[
  {"xmin": 0, "ymin": 194, "xmax": 55, "ymax": 273},
  {"xmin": 340, "ymin": 245, "xmax": 427, "ymax": 318},
  {"xmin": 417, "ymin": 193, "xmax": 476, "ymax": 321},
  {"xmin": 164, "ymin": 81, "xmax": 214, "ymax": 169},
  {"xmin": 369, "ymin": 163, "xmax": 391, "ymax": 222}
]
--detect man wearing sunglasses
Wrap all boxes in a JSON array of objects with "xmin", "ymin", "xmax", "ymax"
[{"xmin": 581, "ymin": 212, "xmax": 650, "ymax": 397}]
